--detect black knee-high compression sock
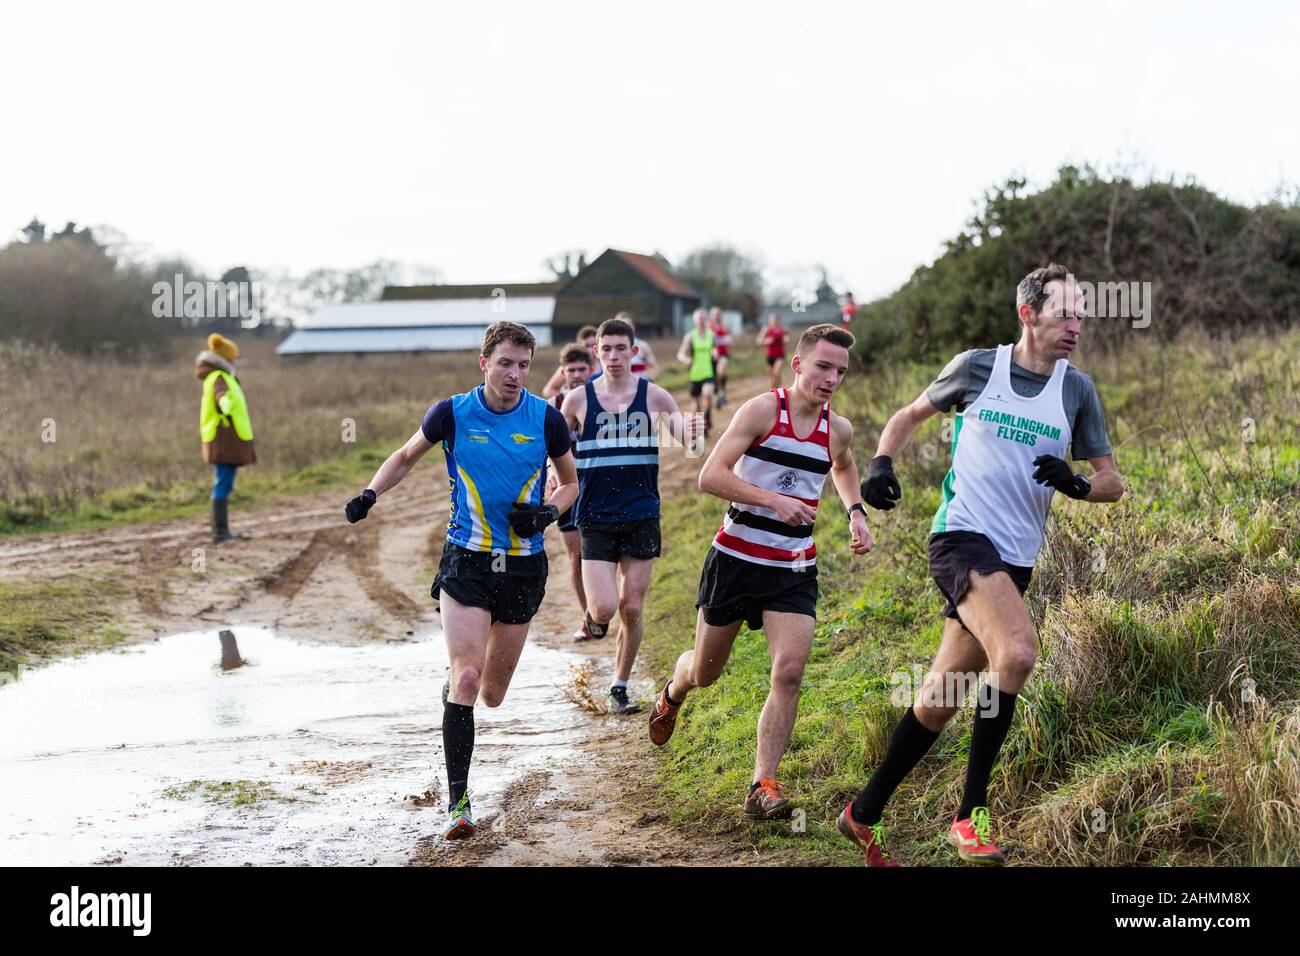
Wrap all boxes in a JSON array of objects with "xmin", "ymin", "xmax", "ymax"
[
  {"xmin": 443, "ymin": 701, "xmax": 475, "ymax": 809},
  {"xmin": 957, "ymin": 687, "xmax": 1018, "ymax": 820},
  {"xmin": 851, "ymin": 707, "xmax": 941, "ymax": 826}
]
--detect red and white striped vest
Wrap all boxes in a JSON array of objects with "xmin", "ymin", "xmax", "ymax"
[
  {"xmin": 631, "ymin": 337, "xmax": 649, "ymax": 377},
  {"xmin": 712, "ymin": 388, "xmax": 832, "ymax": 568}
]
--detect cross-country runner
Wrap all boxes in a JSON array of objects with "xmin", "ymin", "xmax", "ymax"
[
  {"xmin": 709, "ymin": 306, "xmax": 731, "ymax": 407},
  {"xmin": 344, "ymin": 321, "xmax": 578, "ymax": 841},
  {"xmin": 677, "ymin": 308, "xmax": 716, "ymax": 435},
  {"xmin": 757, "ymin": 311, "xmax": 789, "ymax": 388},
  {"xmin": 842, "ymin": 263, "xmax": 1123, "ymax": 866},
  {"xmin": 647, "ymin": 323, "xmax": 873, "ymax": 821},
  {"xmin": 840, "ymin": 291, "xmax": 857, "ymax": 330},
  {"xmin": 561, "ymin": 316, "xmax": 703, "ymax": 714},
  {"xmin": 543, "ymin": 325, "xmax": 599, "ymax": 398},
  {"xmin": 546, "ymin": 343, "xmax": 596, "ymax": 639}
]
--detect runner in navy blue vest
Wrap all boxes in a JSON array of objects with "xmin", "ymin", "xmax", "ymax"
[{"xmin": 561, "ymin": 316, "xmax": 704, "ymax": 714}]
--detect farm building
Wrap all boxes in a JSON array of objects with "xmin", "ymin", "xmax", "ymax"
[
  {"xmin": 275, "ymin": 290, "xmax": 556, "ymax": 357},
  {"xmin": 551, "ymin": 249, "xmax": 702, "ymax": 339},
  {"xmin": 278, "ymin": 250, "xmax": 701, "ymax": 357}
]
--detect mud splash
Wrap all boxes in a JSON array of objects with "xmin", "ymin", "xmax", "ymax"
[{"xmin": 0, "ymin": 626, "xmax": 592, "ymax": 865}]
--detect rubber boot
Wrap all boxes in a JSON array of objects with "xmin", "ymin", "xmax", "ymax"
[{"xmin": 211, "ymin": 497, "xmax": 244, "ymax": 542}]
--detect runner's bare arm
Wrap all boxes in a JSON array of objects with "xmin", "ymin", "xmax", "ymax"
[
  {"xmin": 548, "ymin": 450, "xmax": 579, "ymax": 514},
  {"xmin": 646, "ymin": 383, "xmax": 701, "ymax": 445},
  {"xmin": 828, "ymin": 414, "xmax": 872, "ymax": 554},
  {"xmin": 367, "ymin": 428, "xmax": 435, "ymax": 496},
  {"xmin": 676, "ymin": 333, "xmax": 692, "ymax": 364},
  {"xmin": 698, "ymin": 395, "xmax": 816, "ymax": 525},
  {"xmin": 541, "ymin": 365, "xmax": 566, "ymax": 399},
  {"xmin": 1083, "ymin": 454, "xmax": 1124, "ymax": 503},
  {"xmin": 560, "ymin": 386, "xmax": 586, "ymax": 434},
  {"xmin": 875, "ymin": 390, "xmax": 942, "ymax": 458}
]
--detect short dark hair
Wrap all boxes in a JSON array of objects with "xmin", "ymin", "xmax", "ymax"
[
  {"xmin": 481, "ymin": 321, "xmax": 536, "ymax": 358},
  {"xmin": 597, "ymin": 317, "xmax": 635, "ymax": 343},
  {"xmin": 1016, "ymin": 263, "xmax": 1072, "ymax": 313},
  {"xmin": 577, "ymin": 325, "xmax": 599, "ymax": 340},
  {"xmin": 796, "ymin": 323, "xmax": 855, "ymax": 356},
  {"xmin": 560, "ymin": 344, "xmax": 593, "ymax": 367}
]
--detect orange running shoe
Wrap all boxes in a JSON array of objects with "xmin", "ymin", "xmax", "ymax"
[
  {"xmin": 836, "ymin": 804, "xmax": 900, "ymax": 867},
  {"xmin": 947, "ymin": 806, "xmax": 1006, "ymax": 864},
  {"xmin": 743, "ymin": 778, "xmax": 792, "ymax": 820},
  {"xmin": 647, "ymin": 683, "xmax": 681, "ymax": 747}
]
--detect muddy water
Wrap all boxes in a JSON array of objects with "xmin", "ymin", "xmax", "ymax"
[{"xmin": 0, "ymin": 627, "xmax": 592, "ymax": 865}]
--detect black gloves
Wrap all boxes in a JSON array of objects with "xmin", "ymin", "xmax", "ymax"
[
  {"xmin": 509, "ymin": 502, "xmax": 560, "ymax": 537},
  {"xmin": 1032, "ymin": 455, "xmax": 1092, "ymax": 500},
  {"xmin": 345, "ymin": 488, "xmax": 377, "ymax": 523},
  {"xmin": 861, "ymin": 455, "xmax": 902, "ymax": 510}
]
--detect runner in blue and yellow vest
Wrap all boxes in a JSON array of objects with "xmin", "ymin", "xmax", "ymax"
[
  {"xmin": 195, "ymin": 333, "xmax": 255, "ymax": 542},
  {"xmin": 343, "ymin": 321, "xmax": 578, "ymax": 843}
]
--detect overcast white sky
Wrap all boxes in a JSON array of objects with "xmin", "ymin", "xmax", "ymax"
[{"xmin": 7, "ymin": 0, "xmax": 1297, "ymax": 301}]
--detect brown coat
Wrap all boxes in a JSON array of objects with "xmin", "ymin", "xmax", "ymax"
[{"xmin": 203, "ymin": 372, "xmax": 257, "ymax": 466}]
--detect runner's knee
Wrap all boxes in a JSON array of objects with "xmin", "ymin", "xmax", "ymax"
[
  {"xmin": 618, "ymin": 593, "xmax": 643, "ymax": 623},
  {"xmin": 991, "ymin": 639, "xmax": 1037, "ymax": 684},
  {"xmin": 479, "ymin": 685, "xmax": 506, "ymax": 708},
  {"xmin": 591, "ymin": 596, "xmax": 618, "ymax": 623},
  {"xmin": 452, "ymin": 666, "xmax": 482, "ymax": 699},
  {"xmin": 770, "ymin": 659, "xmax": 805, "ymax": 692}
]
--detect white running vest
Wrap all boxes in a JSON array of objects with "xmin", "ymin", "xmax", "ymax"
[
  {"xmin": 713, "ymin": 388, "xmax": 832, "ymax": 568},
  {"xmin": 931, "ymin": 344, "xmax": 1072, "ymax": 567}
]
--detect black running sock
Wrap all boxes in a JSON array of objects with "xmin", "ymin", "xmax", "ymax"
[
  {"xmin": 851, "ymin": 707, "xmax": 941, "ymax": 826},
  {"xmin": 443, "ymin": 701, "xmax": 475, "ymax": 809},
  {"xmin": 957, "ymin": 688, "xmax": 1018, "ymax": 820},
  {"xmin": 585, "ymin": 610, "xmax": 609, "ymax": 639},
  {"xmin": 664, "ymin": 680, "xmax": 682, "ymax": 707}
]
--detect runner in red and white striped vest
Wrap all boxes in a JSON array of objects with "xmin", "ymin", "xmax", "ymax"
[
  {"xmin": 647, "ymin": 322, "xmax": 875, "ymax": 824},
  {"xmin": 712, "ymin": 387, "xmax": 829, "ymax": 568}
]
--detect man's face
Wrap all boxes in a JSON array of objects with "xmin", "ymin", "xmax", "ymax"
[
  {"xmin": 693, "ymin": 310, "xmax": 707, "ymax": 329},
  {"xmin": 480, "ymin": 341, "xmax": 533, "ymax": 398},
  {"xmin": 581, "ymin": 334, "xmax": 597, "ymax": 350},
  {"xmin": 710, "ymin": 308, "xmax": 722, "ymax": 324},
  {"xmin": 597, "ymin": 335, "xmax": 634, "ymax": 375},
  {"xmin": 562, "ymin": 360, "xmax": 591, "ymax": 390},
  {"xmin": 792, "ymin": 340, "xmax": 849, "ymax": 402},
  {"xmin": 1028, "ymin": 279, "xmax": 1085, "ymax": 358}
]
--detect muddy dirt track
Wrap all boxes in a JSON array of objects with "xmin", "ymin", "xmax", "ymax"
[{"xmin": 0, "ymin": 380, "xmax": 771, "ymax": 866}]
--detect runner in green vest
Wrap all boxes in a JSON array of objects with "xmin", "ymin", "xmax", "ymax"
[
  {"xmin": 676, "ymin": 308, "xmax": 716, "ymax": 434},
  {"xmin": 195, "ymin": 333, "xmax": 256, "ymax": 542}
]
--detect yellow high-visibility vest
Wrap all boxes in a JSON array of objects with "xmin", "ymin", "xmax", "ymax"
[{"xmin": 200, "ymin": 369, "xmax": 254, "ymax": 442}]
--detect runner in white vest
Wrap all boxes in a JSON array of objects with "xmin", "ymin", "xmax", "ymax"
[{"xmin": 840, "ymin": 264, "xmax": 1125, "ymax": 867}]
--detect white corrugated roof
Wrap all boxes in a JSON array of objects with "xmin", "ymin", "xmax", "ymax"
[
  {"xmin": 299, "ymin": 297, "xmax": 555, "ymax": 330},
  {"xmin": 277, "ymin": 324, "xmax": 554, "ymax": 355}
]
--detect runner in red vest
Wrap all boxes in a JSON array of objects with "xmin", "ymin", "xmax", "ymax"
[
  {"xmin": 709, "ymin": 306, "xmax": 732, "ymax": 407},
  {"xmin": 647, "ymin": 323, "xmax": 873, "ymax": 822},
  {"xmin": 757, "ymin": 311, "xmax": 790, "ymax": 388},
  {"xmin": 840, "ymin": 292, "xmax": 857, "ymax": 330}
]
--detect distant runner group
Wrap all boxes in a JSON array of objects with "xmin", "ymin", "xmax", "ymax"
[{"xmin": 344, "ymin": 263, "xmax": 1124, "ymax": 864}]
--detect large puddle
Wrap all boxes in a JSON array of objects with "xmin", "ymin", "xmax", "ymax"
[{"xmin": 0, "ymin": 627, "xmax": 590, "ymax": 865}]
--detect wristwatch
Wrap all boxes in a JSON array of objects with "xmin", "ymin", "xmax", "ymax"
[{"xmin": 847, "ymin": 502, "xmax": 868, "ymax": 518}]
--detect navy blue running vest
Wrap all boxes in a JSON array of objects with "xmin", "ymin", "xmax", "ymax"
[{"xmin": 574, "ymin": 377, "xmax": 660, "ymax": 524}]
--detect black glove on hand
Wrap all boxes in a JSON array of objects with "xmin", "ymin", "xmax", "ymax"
[
  {"xmin": 509, "ymin": 502, "xmax": 560, "ymax": 537},
  {"xmin": 345, "ymin": 488, "xmax": 377, "ymax": 523},
  {"xmin": 1032, "ymin": 455, "xmax": 1091, "ymax": 500},
  {"xmin": 861, "ymin": 455, "xmax": 902, "ymax": 510}
]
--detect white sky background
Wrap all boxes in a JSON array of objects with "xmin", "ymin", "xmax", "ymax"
[{"xmin": 6, "ymin": 0, "xmax": 1298, "ymax": 302}]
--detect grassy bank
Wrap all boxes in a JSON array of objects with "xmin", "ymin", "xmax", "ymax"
[
  {"xmin": 0, "ymin": 572, "xmax": 132, "ymax": 674},
  {"xmin": 641, "ymin": 328, "xmax": 1300, "ymax": 865}
]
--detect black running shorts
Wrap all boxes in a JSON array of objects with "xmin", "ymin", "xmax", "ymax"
[
  {"xmin": 579, "ymin": 516, "xmax": 661, "ymax": 562},
  {"xmin": 696, "ymin": 546, "xmax": 818, "ymax": 630},
  {"xmin": 928, "ymin": 531, "xmax": 1033, "ymax": 629},
  {"xmin": 689, "ymin": 377, "xmax": 715, "ymax": 397},
  {"xmin": 431, "ymin": 542, "xmax": 548, "ymax": 625}
]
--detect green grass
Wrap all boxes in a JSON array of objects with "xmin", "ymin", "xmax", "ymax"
[
  {"xmin": 640, "ymin": 328, "xmax": 1300, "ymax": 865},
  {"xmin": 0, "ymin": 573, "xmax": 131, "ymax": 675},
  {"xmin": 161, "ymin": 779, "xmax": 310, "ymax": 808}
]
